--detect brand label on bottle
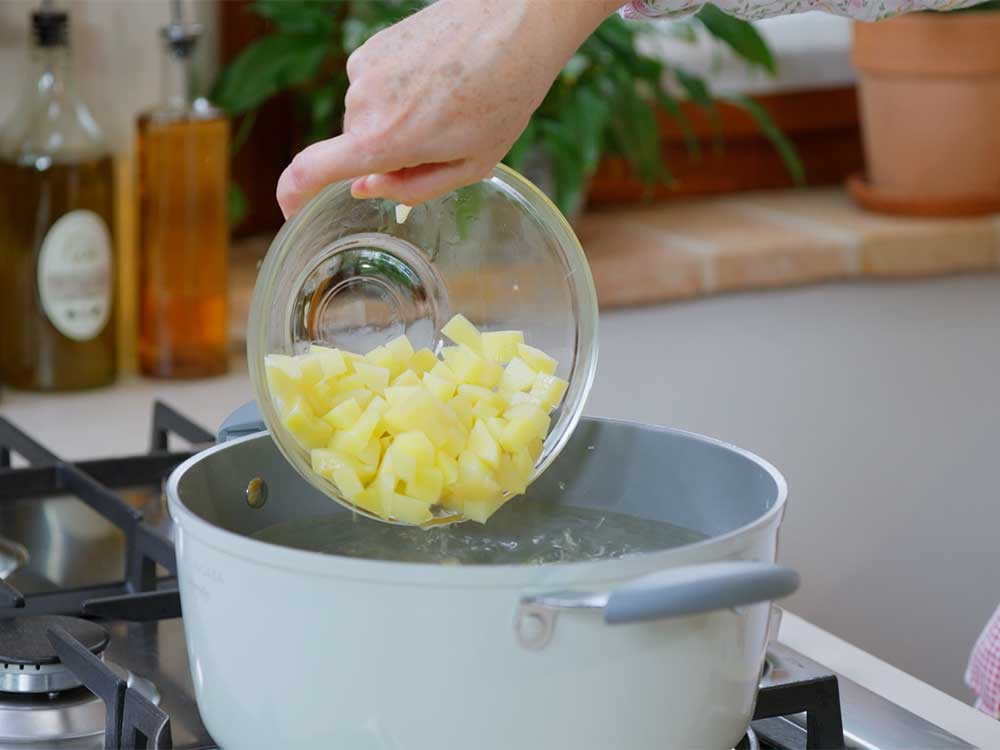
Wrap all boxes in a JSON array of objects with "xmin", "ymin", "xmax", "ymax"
[{"xmin": 37, "ymin": 210, "xmax": 113, "ymax": 341}]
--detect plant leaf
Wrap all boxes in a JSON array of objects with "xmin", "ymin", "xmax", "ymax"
[
  {"xmin": 253, "ymin": 0, "xmax": 337, "ymax": 34},
  {"xmin": 504, "ymin": 118, "xmax": 537, "ymax": 172},
  {"xmin": 212, "ymin": 33, "xmax": 330, "ymax": 115},
  {"xmin": 673, "ymin": 66, "xmax": 721, "ymax": 151},
  {"xmin": 721, "ymin": 94, "xmax": 805, "ymax": 184},
  {"xmin": 229, "ymin": 182, "xmax": 249, "ymax": 228},
  {"xmin": 695, "ymin": 5, "xmax": 776, "ymax": 74}
]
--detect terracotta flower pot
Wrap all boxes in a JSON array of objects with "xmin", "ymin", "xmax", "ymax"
[{"xmin": 850, "ymin": 11, "xmax": 1000, "ymax": 216}]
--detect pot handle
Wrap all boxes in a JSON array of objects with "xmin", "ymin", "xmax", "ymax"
[{"xmin": 521, "ymin": 561, "xmax": 799, "ymax": 626}]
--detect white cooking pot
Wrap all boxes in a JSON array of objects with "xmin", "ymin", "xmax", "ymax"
[{"xmin": 166, "ymin": 414, "xmax": 795, "ymax": 750}]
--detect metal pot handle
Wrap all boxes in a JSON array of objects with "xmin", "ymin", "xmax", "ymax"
[{"xmin": 516, "ymin": 561, "xmax": 799, "ymax": 649}]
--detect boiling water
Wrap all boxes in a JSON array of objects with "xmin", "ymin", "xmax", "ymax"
[{"xmin": 252, "ymin": 503, "xmax": 707, "ymax": 565}]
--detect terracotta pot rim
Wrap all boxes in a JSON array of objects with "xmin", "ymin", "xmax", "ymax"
[
  {"xmin": 853, "ymin": 13, "xmax": 1000, "ymax": 76},
  {"xmin": 847, "ymin": 173, "xmax": 1000, "ymax": 217}
]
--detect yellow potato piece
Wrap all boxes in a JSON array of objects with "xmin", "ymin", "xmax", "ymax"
[
  {"xmin": 308, "ymin": 345, "xmax": 348, "ymax": 377},
  {"xmin": 391, "ymin": 369, "xmax": 421, "ymax": 387},
  {"xmin": 482, "ymin": 330, "xmax": 524, "ymax": 364},
  {"xmin": 283, "ymin": 397, "xmax": 332, "ymax": 449},
  {"xmin": 499, "ymin": 357, "xmax": 537, "ymax": 393},
  {"xmin": 530, "ymin": 373, "xmax": 569, "ymax": 411},
  {"xmin": 270, "ymin": 316, "xmax": 564, "ymax": 524},
  {"xmin": 468, "ymin": 419, "xmax": 501, "ymax": 468},
  {"xmin": 422, "ymin": 371, "xmax": 455, "ymax": 402},
  {"xmin": 408, "ymin": 348, "xmax": 439, "ymax": 375},
  {"xmin": 323, "ymin": 398, "xmax": 362, "ymax": 430},
  {"xmin": 516, "ymin": 344, "xmax": 557, "ymax": 376},
  {"xmin": 442, "ymin": 314, "xmax": 482, "ymax": 353},
  {"xmin": 385, "ymin": 334, "xmax": 415, "ymax": 364}
]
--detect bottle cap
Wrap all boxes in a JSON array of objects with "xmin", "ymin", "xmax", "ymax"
[{"xmin": 31, "ymin": 8, "xmax": 68, "ymax": 47}]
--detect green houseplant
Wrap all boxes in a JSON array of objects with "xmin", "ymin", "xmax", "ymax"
[
  {"xmin": 849, "ymin": 0, "xmax": 1000, "ymax": 216},
  {"xmin": 214, "ymin": 0, "xmax": 802, "ymax": 220}
]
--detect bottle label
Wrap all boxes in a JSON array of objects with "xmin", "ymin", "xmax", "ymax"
[{"xmin": 37, "ymin": 209, "xmax": 113, "ymax": 341}]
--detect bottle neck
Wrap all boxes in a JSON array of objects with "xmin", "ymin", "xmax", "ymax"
[
  {"xmin": 29, "ymin": 44, "xmax": 74, "ymax": 100},
  {"xmin": 161, "ymin": 46, "xmax": 194, "ymax": 112}
]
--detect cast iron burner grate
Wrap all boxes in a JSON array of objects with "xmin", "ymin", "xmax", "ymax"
[
  {"xmin": 0, "ymin": 401, "xmax": 210, "ymax": 749},
  {"xmin": 0, "ymin": 402, "xmax": 846, "ymax": 750}
]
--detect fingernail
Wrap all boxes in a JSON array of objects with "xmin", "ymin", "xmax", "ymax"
[{"xmin": 351, "ymin": 176, "xmax": 370, "ymax": 198}]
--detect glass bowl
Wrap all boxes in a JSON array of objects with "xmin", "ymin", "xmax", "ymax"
[{"xmin": 247, "ymin": 164, "xmax": 599, "ymax": 525}]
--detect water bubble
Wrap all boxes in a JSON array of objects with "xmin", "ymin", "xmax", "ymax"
[
  {"xmin": 587, "ymin": 445, "xmax": 596, "ymax": 452},
  {"xmin": 558, "ymin": 481, "xmax": 566, "ymax": 491},
  {"xmin": 512, "ymin": 284, "xmax": 520, "ymax": 291}
]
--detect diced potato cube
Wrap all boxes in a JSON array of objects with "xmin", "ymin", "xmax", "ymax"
[
  {"xmin": 308, "ymin": 345, "xmax": 348, "ymax": 377},
  {"xmin": 482, "ymin": 330, "xmax": 524, "ymax": 363},
  {"xmin": 500, "ymin": 357, "xmax": 537, "ymax": 393},
  {"xmin": 384, "ymin": 385, "xmax": 421, "ymax": 408},
  {"xmin": 408, "ymin": 348, "xmax": 438, "ymax": 375},
  {"xmin": 283, "ymin": 397, "xmax": 333, "ymax": 449},
  {"xmin": 322, "ymin": 398, "xmax": 362, "ymax": 430},
  {"xmin": 456, "ymin": 384, "xmax": 503, "ymax": 408},
  {"xmin": 442, "ymin": 345, "xmax": 487, "ymax": 384},
  {"xmin": 375, "ymin": 464, "xmax": 399, "ymax": 508},
  {"xmin": 496, "ymin": 452, "xmax": 528, "ymax": 496},
  {"xmin": 388, "ymin": 493, "xmax": 433, "ymax": 525},
  {"xmin": 388, "ymin": 431, "xmax": 435, "ymax": 484},
  {"xmin": 442, "ymin": 314, "xmax": 483, "ymax": 353},
  {"xmin": 499, "ymin": 403, "xmax": 549, "ymax": 453},
  {"xmin": 310, "ymin": 448, "xmax": 356, "ymax": 479},
  {"xmin": 480, "ymin": 360, "xmax": 504, "ymax": 389},
  {"xmin": 430, "ymin": 361, "xmax": 457, "ymax": 383},
  {"xmin": 472, "ymin": 400, "xmax": 499, "ymax": 420},
  {"xmin": 516, "ymin": 344, "xmax": 557, "ymax": 375},
  {"xmin": 407, "ymin": 465, "xmax": 443, "ymax": 504},
  {"xmin": 328, "ymin": 388, "xmax": 373, "ymax": 410},
  {"xmin": 265, "ymin": 354, "xmax": 304, "ymax": 404},
  {"xmin": 354, "ymin": 362, "xmax": 391, "ymax": 392},
  {"xmin": 384, "ymin": 390, "xmax": 450, "ymax": 447},
  {"xmin": 333, "ymin": 465, "xmax": 364, "ymax": 500},
  {"xmin": 484, "ymin": 417, "xmax": 506, "ymax": 441},
  {"xmin": 364, "ymin": 346, "xmax": 400, "ymax": 378},
  {"xmin": 441, "ymin": 424, "xmax": 468, "ymax": 459},
  {"xmin": 334, "ymin": 373, "xmax": 367, "ymax": 394},
  {"xmin": 463, "ymin": 494, "xmax": 509, "ymax": 524},
  {"xmin": 506, "ymin": 391, "xmax": 545, "ymax": 409},
  {"xmin": 530, "ymin": 373, "xmax": 569, "ymax": 410},
  {"xmin": 422, "ymin": 371, "xmax": 455, "ymax": 402},
  {"xmin": 391, "ymin": 370, "xmax": 421, "ymax": 387},
  {"xmin": 436, "ymin": 451, "xmax": 459, "ymax": 485},
  {"xmin": 357, "ymin": 437, "xmax": 382, "ymax": 482},
  {"xmin": 468, "ymin": 420, "xmax": 501, "ymax": 468},
  {"xmin": 296, "ymin": 354, "xmax": 325, "ymax": 388},
  {"xmin": 447, "ymin": 394, "xmax": 475, "ymax": 430},
  {"xmin": 354, "ymin": 487, "xmax": 387, "ymax": 517},
  {"xmin": 385, "ymin": 334, "xmax": 415, "ymax": 364},
  {"xmin": 339, "ymin": 396, "xmax": 387, "ymax": 456}
]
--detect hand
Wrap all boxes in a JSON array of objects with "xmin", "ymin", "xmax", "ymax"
[{"xmin": 276, "ymin": 0, "xmax": 618, "ymax": 218}]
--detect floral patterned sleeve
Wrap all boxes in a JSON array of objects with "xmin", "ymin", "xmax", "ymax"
[{"xmin": 622, "ymin": 0, "xmax": 978, "ymax": 21}]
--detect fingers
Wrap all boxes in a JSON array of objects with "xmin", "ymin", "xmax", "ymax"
[
  {"xmin": 351, "ymin": 160, "xmax": 492, "ymax": 206},
  {"xmin": 276, "ymin": 132, "xmax": 400, "ymax": 219}
]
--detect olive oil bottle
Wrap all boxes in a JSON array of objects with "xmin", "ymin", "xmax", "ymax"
[
  {"xmin": 0, "ymin": 5, "xmax": 117, "ymax": 391},
  {"xmin": 136, "ymin": 6, "xmax": 230, "ymax": 378}
]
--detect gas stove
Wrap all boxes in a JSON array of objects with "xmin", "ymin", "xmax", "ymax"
[{"xmin": 0, "ymin": 403, "xmax": 978, "ymax": 749}]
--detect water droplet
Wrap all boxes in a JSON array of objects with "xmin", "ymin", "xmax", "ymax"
[
  {"xmin": 558, "ymin": 481, "xmax": 566, "ymax": 491},
  {"xmin": 586, "ymin": 445, "xmax": 596, "ymax": 451},
  {"xmin": 512, "ymin": 284, "xmax": 520, "ymax": 291}
]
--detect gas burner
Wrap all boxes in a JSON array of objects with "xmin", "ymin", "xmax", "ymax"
[{"xmin": 0, "ymin": 616, "xmax": 109, "ymax": 694}]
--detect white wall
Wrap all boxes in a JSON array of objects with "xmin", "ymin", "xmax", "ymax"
[
  {"xmin": 587, "ymin": 274, "xmax": 1000, "ymax": 703},
  {"xmin": 0, "ymin": 0, "xmax": 219, "ymax": 153}
]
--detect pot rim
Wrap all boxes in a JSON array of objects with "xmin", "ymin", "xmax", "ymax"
[{"xmin": 166, "ymin": 417, "xmax": 788, "ymax": 588}]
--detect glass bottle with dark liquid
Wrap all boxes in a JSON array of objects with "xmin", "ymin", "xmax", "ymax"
[
  {"xmin": 136, "ymin": 9, "xmax": 230, "ymax": 378},
  {"xmin": 0, "ymin": 6, "xmax": 117, "ymax": 390}
]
